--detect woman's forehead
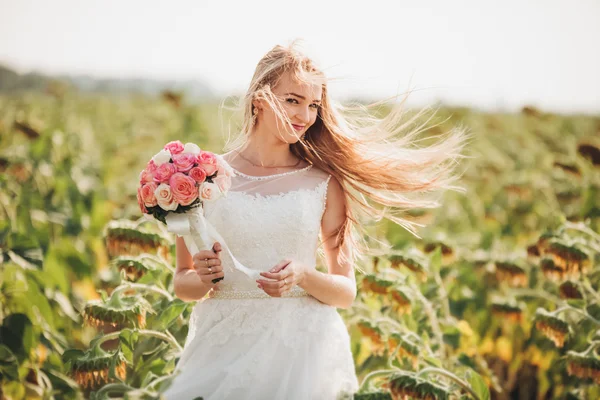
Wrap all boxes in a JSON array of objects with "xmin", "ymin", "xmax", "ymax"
[{"xmin": 275, "ymin": 72, "xmax": 322, "ymax": 98}]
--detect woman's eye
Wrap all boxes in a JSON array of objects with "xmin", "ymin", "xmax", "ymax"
[{"xmin": 285, "ymin": 98, "xmax": 319, "ymax": 109}]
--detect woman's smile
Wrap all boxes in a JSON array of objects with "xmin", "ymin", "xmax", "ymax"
[{"xmin": 292, "ymin": 124, "xmax": 305, "ymax": 131}]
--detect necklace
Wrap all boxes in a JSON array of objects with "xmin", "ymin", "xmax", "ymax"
[{"xmin": 234, "ymin": 150, "xmax": 302, "ymax": 169}]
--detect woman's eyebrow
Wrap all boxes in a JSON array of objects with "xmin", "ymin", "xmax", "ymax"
[{"xmin": 285, "ymin": 92, "xmax": 321, "ymax": 103}]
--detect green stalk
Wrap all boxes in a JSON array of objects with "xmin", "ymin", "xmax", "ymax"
[
  {"xmin": 359, "ymin": 369, "xmax": 404, "ymax": 392},
  {"xmin": 112, "ymin": 282, "xmax": 173, "ymax": 301},
  {"xmin": 416, "ymin": 367, "xmax": 480, "ymax": 400},
  {"xmin": 512, "ymin": 288, "xmax": 600, "ymax": 325},
  {"xmin": 96, "ymin": 329, "xmax": 183, "ymax": 352}
]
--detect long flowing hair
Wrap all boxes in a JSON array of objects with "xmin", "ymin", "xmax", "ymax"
[{"xmin": 221, "ymin": 39, "xmax": 472, "ymax": 271}]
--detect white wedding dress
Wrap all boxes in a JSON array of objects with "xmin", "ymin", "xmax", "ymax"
[{"xmin": 162, "ymin": 162, "xmax": 359, "ymax": 400}]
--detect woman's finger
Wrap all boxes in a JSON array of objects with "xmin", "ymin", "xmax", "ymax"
[
  {"xmin": 192, "ymin": 250, "xmax": 220, "ymax": 262},
  {"xmin": 268, "ymin": 259, "xmax": 291, "ymax": 273}
]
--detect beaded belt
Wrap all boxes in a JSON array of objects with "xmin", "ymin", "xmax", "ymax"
[{"xmin": 207, "ymin": 287, "xmax": 310, "ymax": 300}]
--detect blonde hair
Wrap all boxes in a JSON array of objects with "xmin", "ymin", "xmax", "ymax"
[{"xmin": 222, "ymin": 39, "xmax": 472, "ymax": 272}]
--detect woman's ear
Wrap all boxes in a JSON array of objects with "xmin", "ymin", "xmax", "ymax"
[{"xmin": 253, "ymin": 99, "xmax": 264, "ymax": 112}]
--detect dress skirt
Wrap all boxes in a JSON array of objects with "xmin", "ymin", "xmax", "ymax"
[{"xmin": 161, "ymin": 294, "xmax": 359, "ymax": 400}]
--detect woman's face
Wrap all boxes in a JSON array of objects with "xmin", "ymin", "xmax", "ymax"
[{"xmin": 255, "ymin": 71, "xmax": 322, "ymax": 144}]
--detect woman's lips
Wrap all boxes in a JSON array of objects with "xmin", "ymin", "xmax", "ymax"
[{"xmin": 292, "ymin": 124, "xmax": 305, "ymax": 131}]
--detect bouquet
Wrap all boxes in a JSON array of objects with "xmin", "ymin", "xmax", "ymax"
[{"xmin": 136, "ymin": 140, "xmax": 259, "ymax": 282}]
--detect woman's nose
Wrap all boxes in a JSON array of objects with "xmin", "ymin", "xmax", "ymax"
[{"xmin": 296, "ymin": 106, "xmax": 310, "ymax": 123}]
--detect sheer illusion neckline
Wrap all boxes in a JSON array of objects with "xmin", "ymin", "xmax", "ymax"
[{"xmin": 231, "ymin": 164, "xmax": 313, "ymax": 180}]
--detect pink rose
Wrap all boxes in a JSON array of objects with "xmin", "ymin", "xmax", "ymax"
[
  {"xmin": 197, "ymin": 151, "xmax": 218, "ymax": 176},
  {"xmin": 213, "ymin": 174, "xmax": 231, "ymax": 193},
  {"xmin": 154, "ymin": 183, "xmax": 178, "ymax": 211},
  {"xmin": 153, "ymin": 162, "xmax": 178, "ymax": 183},
  {"xmin": 140, "ymin": 182, "xmax": 158, "ymax": 207},
  {"xmin": 169, "ymin": 173, "xmax": 198, "ymax": 206},
  {"xmin": 199, "ymin": 181, "xmax": 222, "ymax": 202},
  {"xmin": 189, "ymin": 167, "xmax": 207, "ymax": 183},
  {"xmin": 164, "ymin": 140, "xmax": 185, "ymax": 155},
  {"xmin": 146, "ymin": 159, "xmax": 158, "ymax": 173},
  {"xmin": 137, "ymin": 187, "xmax": 148, "ymax": 213},
  {"xmin": 139, "ymin": 168, "xmax": 154, "ymax": 185},
  {"xmin": 172, "ymin": 153, "xmax": 196, "ymax": 173}
]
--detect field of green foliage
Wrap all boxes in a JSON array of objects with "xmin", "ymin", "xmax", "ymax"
[{"xmin": 1, "ymin": 90, "xmax": 599, "ymax": 400}]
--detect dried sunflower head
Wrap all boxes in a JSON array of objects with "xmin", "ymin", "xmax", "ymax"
[
  {"xmin": 389, "ymin": 288, "xmax": 412, "ymax": 315},
  {"xmin": 565, "ymin": 351, "xmax": 600, "ymax": 384},
  {"xmin": 544, "ymin": 240, "xmax": 590, "ymax": 279},
  {"xmin": 526, "ymin": 243, "xmax": 541, "ymax": 260},
  {"xmin": 388, "ymin": 254, "xmax": 428, "ymax": 281},
  {"xmin": 559, "ymin": 281, "xmax": 583, "ymax": 299},
  {"xmin": 388, "ymin": 333, "xmax": 420, "ymax": 369},
  {"xmin": 362, "ymin": 274, "xmax": 395, "ymax": 295},
  {"xmin": 494, "ymin": 261, "xmax": 528, "ymax": 287},
  {"xmin": 534, "ymin": 308, "xmax": 570, "ymax": 347},
  {"xmin": 64, "ymin": 345, "xmax": 128, "ymax": 389},
  {"xmin": 422, "ymin": 241, "xmax": 454, "ymax": 264},
  {"xmin": 382, "ymin": 374, "xmax": 450, "ymax": 400},
  {"xmin": 103, "ymin": 220, "xmax": 171, "ymax": 260},
  {"xmin": 536, "ymin": 231, "xmax": 560, "ymax": 253},
  {"xmin": 540, "ymin": 257, "xmax": 566, "ymax": 282},
  {"xmin": 82, "ymin": 292, "xmax": 154, "ymax": 329},
  {"xmin": 112, "ymin": 256, "xmax": 157, "ymax": 281},
  {"xmin": 491, "ymin": 302, "xmax": 523, "ymax": 323},
  {"xmin": 373, "ymin": 256, "xmax": 380, "ymax": 272},
  {"xmin": 357, "ymin": 320, "xmax": 386, "ymax": 355}
]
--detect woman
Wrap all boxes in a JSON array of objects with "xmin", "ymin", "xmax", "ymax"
[{"xmin": 162, "ymin": 40, "xmax": 469, "ymax": 400}]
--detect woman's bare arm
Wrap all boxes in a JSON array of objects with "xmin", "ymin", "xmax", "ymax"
[
  {"xmin": 298, "ymin": 176, "xmax": 357, "ymax": 309},
  {"xmin": 173, "ymin": 236, "xmax": 223, "ymax": 301}
]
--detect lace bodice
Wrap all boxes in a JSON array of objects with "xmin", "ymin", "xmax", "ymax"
[{"xmin": 202, "ymin": 162, "xmax": 332, "ymax": 294}]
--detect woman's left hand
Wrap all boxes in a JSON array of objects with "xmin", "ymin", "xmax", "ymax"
[{"xmin": 256, "ymin": 259, "xmax": 308, "ymax": 297}]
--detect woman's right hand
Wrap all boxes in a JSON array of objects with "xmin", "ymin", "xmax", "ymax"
[{"xmin": 192, "ymin": 242, "xmax": 224, "ymax": 285}]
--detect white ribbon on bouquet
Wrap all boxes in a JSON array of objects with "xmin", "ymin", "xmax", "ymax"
[{"xmin": 165, "ymin": 206, "xmax": 261, "ymax": 281}]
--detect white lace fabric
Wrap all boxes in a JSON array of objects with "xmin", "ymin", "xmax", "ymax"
[
  {"xmin": 203, "ymin": 162, "xmax": 331, "ymax": 294},
  {"xmin": 162, "ymin": 159, "xmax": 359, "ymax": 400}
]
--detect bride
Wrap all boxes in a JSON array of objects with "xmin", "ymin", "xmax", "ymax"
[{"xmin": 161, "ymin": 40, "xmax": 469, "ymax": 400}]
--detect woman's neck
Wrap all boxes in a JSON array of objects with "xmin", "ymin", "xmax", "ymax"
[{"xmin": 236, "ymin": 130, "xmax": 298, "ymax": 168}]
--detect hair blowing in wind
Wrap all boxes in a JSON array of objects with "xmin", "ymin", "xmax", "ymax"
[{"xmin": 222, "ymin": 39, "xmax": 472, "ymax": 271}]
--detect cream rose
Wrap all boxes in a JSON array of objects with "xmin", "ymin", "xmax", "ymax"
[
  {"xmin": 182, "ymin": 142, "xmax": 202, "ymax": 155},
  {"xmin": 154, "ymin": 183, "xmax": 178, "ymax": 211},
  {"xmin": 152, "ymin": 149, "xmax": 172, "ymax": 166},
  {"xmin": 199, "ymin": 181, "xmax": 222, "ymax": 202}
]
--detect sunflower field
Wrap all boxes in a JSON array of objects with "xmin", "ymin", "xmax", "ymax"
[{"xmin": 1, "ymin": 89, "xmax": 599, "ymax": 399}]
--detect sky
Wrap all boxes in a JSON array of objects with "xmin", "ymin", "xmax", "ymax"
[{"xmin": 1, "ymin": 0, "xmax": 599, "ymax": 114}]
